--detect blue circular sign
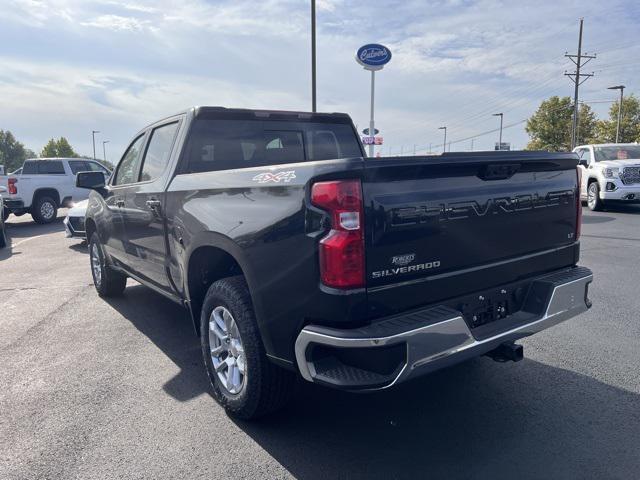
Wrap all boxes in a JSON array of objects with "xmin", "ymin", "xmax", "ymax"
[{"xmin": 356, "ymin": 44, "xmax": 392, "ymax": 70}]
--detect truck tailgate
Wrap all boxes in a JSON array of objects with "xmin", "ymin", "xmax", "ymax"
[{"xmin": 362, "ymin": 152, "xmax": 580, "ymax": 317}]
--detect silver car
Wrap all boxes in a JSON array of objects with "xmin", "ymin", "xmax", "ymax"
[{"xmin": 63, "ymin": 199, "xmax": 88, "ymax": 240}]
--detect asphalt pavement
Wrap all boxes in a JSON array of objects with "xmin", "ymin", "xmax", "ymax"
[{"xmin": 1, "ymin": 206, "xmax": 639, "ymax": 480}]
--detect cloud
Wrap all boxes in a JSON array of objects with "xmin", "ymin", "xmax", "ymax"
[{"xmin": 80, "ymin": 14, "xmax": 150, "ymax": 31}]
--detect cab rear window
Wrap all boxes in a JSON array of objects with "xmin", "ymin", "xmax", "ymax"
[{"xmin": 181, "ymin": 119, "xmax": 361, "ymax": 174}]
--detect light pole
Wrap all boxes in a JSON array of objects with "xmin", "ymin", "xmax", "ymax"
[
  {"xmin": 311, "ymin": 0, "xmax": 316, "ymax": 112},
  {"xmin": 102, "ymin": 140, "xmax": 109, "ymax": 162},
  {"xmin": 607, "ymin": 85, "xmax": 625, "ymax": 143},
  {"xmin": 493, "ymin": 113, "xmax": 503, "ymax": 150},
  {"xmin": 92, "ymin": 130, "xmax": 100, "ymax": 160},
  {"xmin": 438, "ymin": 126, "xmax": 447, "ymax": 153}
]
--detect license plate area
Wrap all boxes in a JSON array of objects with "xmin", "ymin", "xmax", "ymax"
[{"xmin": 458, "ymin": 284, "xmax": 528, "ymax": 329}]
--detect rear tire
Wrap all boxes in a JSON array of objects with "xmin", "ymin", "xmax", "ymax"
[
  {"xmin": 2, "ymin": 208, "xmax": 9, "ymax": 222},
  {"xmin": 89, "ymin": 233, "xmax": 127, "ymax": 297},
  {"xmin": 587, "ymin": 182, "xmax": 603, "ymax": 211},
  {"xmin": 200, "ymin": 276, "xmax": 294, "ymax": 419},
  {"xmin": 32, "ymin": 195, "xmax": 58, "ymax": 224}
]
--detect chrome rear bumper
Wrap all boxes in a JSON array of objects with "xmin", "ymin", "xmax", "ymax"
[{"xmin": 295, "ymin": 267, "xmax": 593, "ymax": 390}]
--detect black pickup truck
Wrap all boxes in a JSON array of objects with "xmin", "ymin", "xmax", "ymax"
[{"xmin": 78, "ymin": 107, "xmax": 593, "ymax": 419}]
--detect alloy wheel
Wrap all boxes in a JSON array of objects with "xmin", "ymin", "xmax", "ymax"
[
  {"xmin": 40, "ymin": 201, "xmax": 55, "ymax": 220},
  {"xmin": 208, "ymin": 306, "xmax": 246, "ymax": 395},
  {"xmin": 91, "ymin": 243, "xmax": 102, "ymax": 287},
  {"xmin": 588, "ymin": 183, "xmax": 597, "ymax": 209}
]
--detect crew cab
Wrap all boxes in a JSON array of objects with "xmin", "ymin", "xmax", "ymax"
[
  {"xmin": 574, "ymin": 143, "xmax": 640, "ymax": 211},
  {"xmin": 0, "ymin": 158, "xmax": 110, "ymax": 223},
  {"xmin": 78, "ymin": 107, "xmax": 593, "ymax": 419}
]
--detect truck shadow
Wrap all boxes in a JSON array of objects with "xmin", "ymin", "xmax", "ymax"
[{"xmin": 107, "ymin": 284, "xmax": 640, "ymax": 480}]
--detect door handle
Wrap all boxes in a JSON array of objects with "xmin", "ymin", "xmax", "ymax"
[{"xmin": 146, "ymin": 199, "xmax": 161, "ymax": 210}]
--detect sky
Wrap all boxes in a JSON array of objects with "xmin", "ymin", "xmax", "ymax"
[{"xmin": 0, "ymin": 0, "xmax": 638, "ymax": 162}]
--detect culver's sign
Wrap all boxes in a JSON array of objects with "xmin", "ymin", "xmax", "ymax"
[
  {"xmin": 356, "ymin": 44, "xmax": 392, "ymax": 70},
  {"xmin": 362, "ymin": 136, "xmax": 384, "ymax": 145}
]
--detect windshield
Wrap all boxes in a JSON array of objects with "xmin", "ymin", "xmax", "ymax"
[{"xmin": 593, "ymin": 145, "xmax": 640, "ymax": 162}]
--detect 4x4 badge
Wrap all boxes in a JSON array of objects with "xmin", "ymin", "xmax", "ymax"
[{"xmin": 252, "ymin": 171, "xmax": 296, "ymax": 183}]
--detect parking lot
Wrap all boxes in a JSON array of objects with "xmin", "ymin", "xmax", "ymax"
[{"xmin": 1, "ymin": 207, "xmax": 639, "ymax": 479}]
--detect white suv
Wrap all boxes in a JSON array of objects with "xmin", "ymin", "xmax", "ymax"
[{"xmin": 573, "ymin": 143, "xmax": 640, "ymax": 211}]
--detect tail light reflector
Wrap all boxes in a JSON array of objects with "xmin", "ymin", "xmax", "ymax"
[
  {"xmin": 311, "ymin": 179, "xmax": 365, "ymax": 289},
  {"xmin": 576, "ymin": 166, "xmax": 582, "ymax": 239}
]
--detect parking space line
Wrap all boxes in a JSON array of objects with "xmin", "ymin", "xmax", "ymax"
[{"xmin": 11, "ymin": 234, "xmax": 48, "ymax": 248}]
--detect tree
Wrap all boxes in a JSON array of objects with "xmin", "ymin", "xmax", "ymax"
[
  {"xmin": 41, "ymin": 137, "xmax": 79, "ymax": 158},
  {"xmin": 0, "ymin": 130, "xmax": 29, "ymax": 172},
  {"xmin": 525, "ymin": 96, "xmax": 597, "ymax": 151},
  {"xmin": 594, "ymin": 94, "xmax": 640, "ymax": 143}
]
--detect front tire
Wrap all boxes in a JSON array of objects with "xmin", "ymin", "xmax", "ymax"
[
  {"xmin": 32, "ymin": 195, "xmax": 58, "ymax": 224},
  {"xmin": 201, "ymin": 276, "xmax": 294, "ymax": 419},
  {"xmin": 587, "ymin": 182, "xmax": 604, "ymax": 211},
  {"xmin": 89, "ymin": 233, "xmax": 127, "ymax": 297}
]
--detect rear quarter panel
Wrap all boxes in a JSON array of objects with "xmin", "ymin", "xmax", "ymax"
[{"xmin": 165, "ymin": 158, "xmax": 369, "ymax": 363}]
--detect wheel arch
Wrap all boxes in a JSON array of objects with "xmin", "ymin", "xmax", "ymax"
[
  {"xmin": 32, "ymin": 188, "xmax": 60, "ymax": 207},
  {"xmin": 184, "ymin": 233, "xmax": 263, "ymax": 339}
]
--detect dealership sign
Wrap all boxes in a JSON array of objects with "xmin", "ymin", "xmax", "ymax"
[
  {"xmin": 362, "ymin": 136, "xmax": 384, "ymax": 145},
  {"xmin": 356, "ymin": 44, "xmax": 392, "ymax": 71}
]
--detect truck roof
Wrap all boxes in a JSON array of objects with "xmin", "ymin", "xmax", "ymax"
[
  {"xmin": 192, "ymin": 106, "xmax": 352, "ymax": 120},
  {"xmin": 575, "ymin": 143, "xmax": 640, "ymax": 148}
]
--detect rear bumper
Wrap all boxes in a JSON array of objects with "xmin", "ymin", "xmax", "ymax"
[
  {"xmin": 295, "ymin": 266, "xmax": 593, "ymax": 390},
  {"xmin": 3, "ymin": 199, "xmax": 25, "ymax": 211}
]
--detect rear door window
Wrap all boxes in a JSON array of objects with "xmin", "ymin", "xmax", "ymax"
[
  {"xmin": 139, "ymin": 122, "xmax": 180, "ymax": 182},
  {"xmin": 113, "ymin": 135, "xmax": 146, "ymax": 186}
]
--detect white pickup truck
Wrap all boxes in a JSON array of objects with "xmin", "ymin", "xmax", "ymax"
[
  {"xmin": 574, "ymin": 143, "xmax": 640, "ymax": 211},
  {"xmin": 0, "ymin": 158, "xmax": 110, "ymax": 223}
]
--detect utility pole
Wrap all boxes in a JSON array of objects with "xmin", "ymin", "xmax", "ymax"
[
  {"xmin": 565, "ymin": 18, "xmax": 595, "ymax": 149},
  {"xmin": 439, "ymin": 126, "xmax": 447, "ymax": 153},
  {"xmin": 493, "ymin": 113, "xmax": 503, "ymax": 149},
  {"xmin": 311, "ymin": 0, "xmax": 317, "ymax": 112},
  {"xmin": 102, "ymin": 140, "xmax": 109, "ymax": 162},
  {"xmin": 92, "ymin": 130, "xmax": 100, "ymax": 160},
  {"xmin": 608, "ymin": 85, "xmax": 625, "ymax": 143}
]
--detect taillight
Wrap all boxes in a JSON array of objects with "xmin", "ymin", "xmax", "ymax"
[
  {"xmin": 311, "ymin": 179, "xmax": 365, "ymax": 289},
  {"xmin": 576, "ymin": 166, "xmax": 582, "ymax": 239},
  {"xmin": 8, "ymin": 177, "xmax": 17, "ymax": 195}
]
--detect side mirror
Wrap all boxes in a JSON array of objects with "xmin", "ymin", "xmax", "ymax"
[
  {"xmin": 76, "ymin": 171, "xmax": 106, "ymax": 190},
  {"xmin": 578, "ymin": 158, "xmax": 588, "ymax": 167}
]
